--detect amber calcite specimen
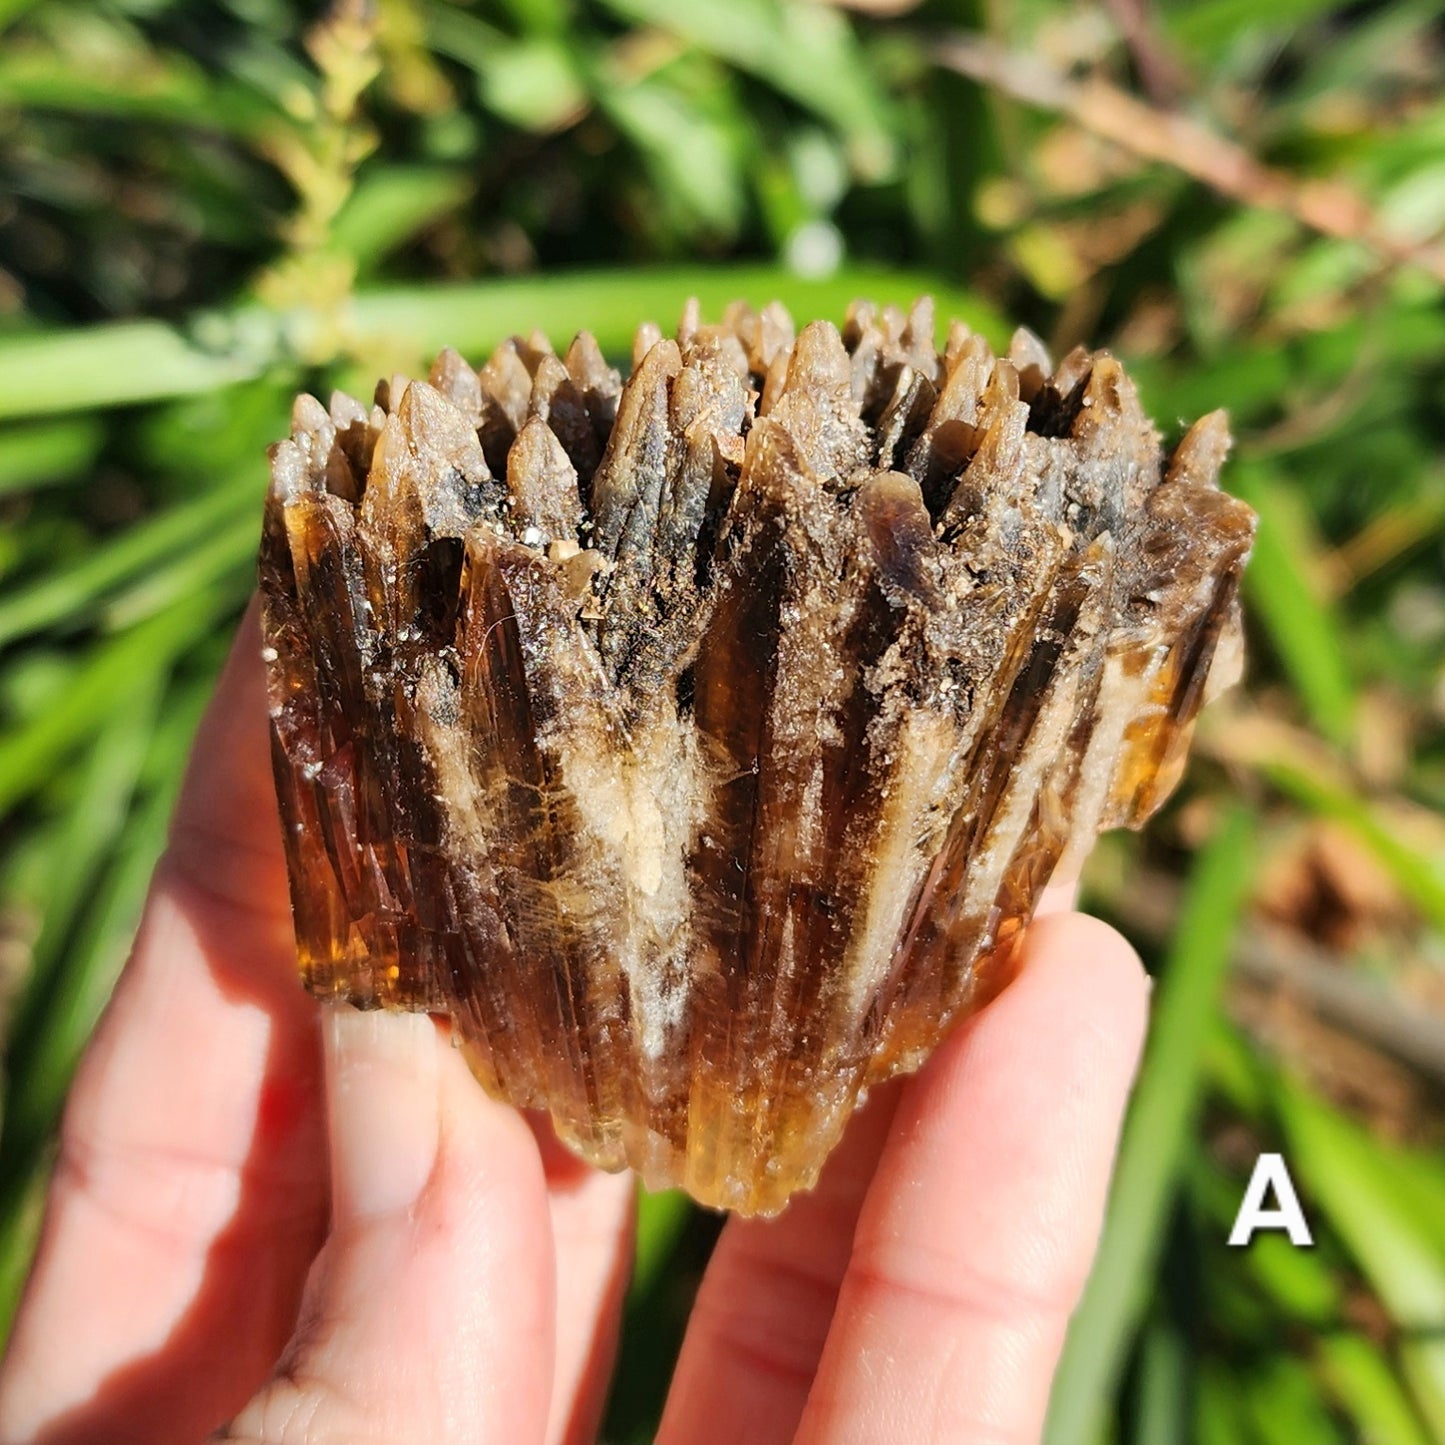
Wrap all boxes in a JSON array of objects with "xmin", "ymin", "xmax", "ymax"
[{"xmin": 259, "ymin": 298, "xmax": 1256, "ymax": 1214}]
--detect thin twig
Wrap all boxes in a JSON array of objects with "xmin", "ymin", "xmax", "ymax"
[
  {"xmin": 1323, "ymin": 483, "xmax": 1445, "ymax": 597},
  {"xmin": 933, "ymin": 34, "xmax": 1445, "ymax": 286},
  {"xmin": 1106, "ymin": 870, "xmax": 1445, "ymax": 1088},
  {"xmin": 1102, "ymin": 0, "xmax": 1188, "ymax": 107}
]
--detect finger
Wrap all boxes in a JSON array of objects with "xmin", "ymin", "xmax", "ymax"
[
  {"xmin": 657, "ymin": 1083, "xmax": 901, "ymax": 1445},
  {"xmin": 0, "ymin": 601, "xmax": 328, "ymax": 1445},
  {"xmin": 526, "ymin": 1119, "xmax": 635, "ymax": 1445},
  {"xmin": 794, "ymin": 913, "xmax": 1149, "ymax": 1445},
  {"xmin": 219, "ymin": 1007, "xmax": 555, "ymax": 1445}
]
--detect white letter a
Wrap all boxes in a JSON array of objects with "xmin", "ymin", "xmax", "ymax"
[{"xmin": 1228, "ymin": 1152, "xmax": 1313, "ymax": 1247}]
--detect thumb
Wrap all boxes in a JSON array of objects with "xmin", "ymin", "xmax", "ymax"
[{"xmin": 216, "ymin": 1008, "xmax": 555, "ymax": 1445}]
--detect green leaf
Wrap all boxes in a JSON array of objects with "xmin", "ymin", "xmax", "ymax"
[
  {"xmin": 1165, "ymin": 0, "xmax": 1354, "ymax": 63},
  {"xmin": 1044, "ymin": 806, "xmax": 1257, "ymax": 1445},
  {"xmin": 1196, "ymin": 1362, "xmax": 1252, "ymax": 1445},
  {"xmin": 332, "ymin": 166, "xmax": 473, "ymax": 269},
  {"xmin": 1187, "ymin": 1152, "xmax": 1342, "ymax": 1325},
  {"xmin": 1242, "ymin": 1353, "xmax": 1348, "ymax": 1445},
  {"xmin": 595, "ymin": 65, "xmax": 747, "ymax": 239},
  {"xmin": 598, "ymin": 0, "xmax": 897, "ymax": 179},
  {"xmin": 4, "ymin": 672, "xmax": 160, "ymax": 1045},
  {"xmin": 630, "ymin": 1187, "xmax": 692, "ymax": 1302},
  {"xmin": 1131, "ymin": 1311, "xmax": 1189, "ymax": 1445},
  {"xmin": 0, "ymin": 675, "xmax": 210, "ymax": 1346},
  {"xmin": 491, "ymin": 0, "xmax": 571, "ymax": 35},
  {"xmin": 0, "ymin": 598, "xmax": 225, "ymax": 818},
  {"xmin": 346, "ymin": 266, "xmax": 1008, "ymax": 361},
  {"xmin": 1282, "ymin": 0, "xmax": 1442, "ymax": 110},
  {"xmin": 0, "ymin": 418, "xmax": 104, "ymax": 497},
  {"xmin": 478, "ymin": 36, "xmax": 588, "ymax": 132},
  {"xmin": 0, "ymin": 269, "xmax": 1006, "ymax": 421},
  {"xmin": 0, "ymin": 317, "xmax": 279, "ymax": 421},
  {"xmin": 1, "ymin": 670, "xmax": 163, "ymax": 1153},
  {"xmin": 1317, "ymin": 1334, "xmax": 1433, "ymax": 1445},
  {"xmin": 425, "ymin": 8, "xmax": 587, "ymax": 131},
  {"xmin": 1200, "ymin": 1033, "xmax": 1439, "ymax": 1443},
  {"xmin": 1278, "ymin": 1078, "xmax": 1445, "ymax": 1438},
  {"xmin": 0, "ymin": 1169, "xmax": 44, "ymax": 1348},
  {"xmin": 0, "ymin": 475, "xmax": 258, "ymax": 650},
  {"xmin": 0, "ymin": 46, "xmax": 288, "ymax": 141},
  {"xmin": 102, "ymin": 523, "xmax": 257, "ymax": 634},
  {"xmin": 1365, "ymin": 1142, "xmax": 1445, "ymax": 1261},
  {"xmin": 0, "ymin": 0, "xmax": 42, "ymax": 29}
]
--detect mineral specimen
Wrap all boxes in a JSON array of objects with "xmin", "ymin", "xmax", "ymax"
[{"xmin": 259, "ymin": 297, "xmax": 1256, "ymax": 1215}]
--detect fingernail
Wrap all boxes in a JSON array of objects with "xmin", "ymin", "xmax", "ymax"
[{"xmin": 324, "ymin": 1005, "xmax": 440, "ymax": 1221}]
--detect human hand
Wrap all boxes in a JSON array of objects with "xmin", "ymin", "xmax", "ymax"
[{"xmin": 0, "ymin": 604, "xmax": 1148, "ymax": 1445}]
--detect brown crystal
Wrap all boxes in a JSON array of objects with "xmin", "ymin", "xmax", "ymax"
[{"xmin": 258, "ymin": 297, "xmax": 1256, "ymax": 1215}]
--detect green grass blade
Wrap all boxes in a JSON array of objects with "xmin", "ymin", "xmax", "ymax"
[
  {"xmin": 102, "ymin": 518, "xmax": 259, "ymax": 633},
  {"xmin": 0, "ymin": 1169, "xmax": 44, "ymax": 1349},
  {"xmin": 0, "ymin": 48, "xmax": 287, "ymax": 139},
  {"xmin": 1198, "ymin": 1036, "xmax": 1437, "ymax": 1442},
  {"xmin": 1277, "ymin": 1078, "xmax": 1445, "ymax": 1438},
  {"xmin": 1131, "ymin": 1311, "xmax": 1189, "ymax": 1445},
  {"xmin": 0, "ymin": 681, "xmax": 211, "ymax": 1329},
  {"xmin": 1317, "ymin": 1334, "xmax": 1433, "ymax": 1445},
  {"xmin": 0, "ymin": 268, "xmax": 1005, "ymax": 422},
  {"xmin": 1189, "ymin": 1152, "xmax": 1343, "ymax": 1325},
  {"xmin": 1, "ymin": 673, "xmax": 165, "ymax": 1162},
  {"xmin": 0, "ymin": 598, "xmax": 225, "ymax": 817},
  {"xmin": 0, "ymin": 477, "xmax": 257, "ymax": 650},
  {"xmin": 423, "ymin": 7, "xmax": 577, "ymax": 131},
  {"xmin": 0, "ymin": 418, "xmax": 103, "ymax": 497},
  {"xmin": 1243, "ymin": 1353, "xmax": 1348, "ymax": 1445},
  {"xmin": 345, "ymin": 266, "xmax": 1007, "ymax": 360},
  {"xmin": 630, "ymin": 1187, "xmax": 692, "ymax": 1302},
  {"xmin": 0, "ymin": 0, "xmax": 42, "ymax": 28},
  {"xmin": 3, "ymin": 673, "xmax": 161, "ymax": 1054},
  {"xmin": 597, "ymin": 0, "xmax": 896, "ymax": 179},
  {"xmin": 1167, "ymin": 0, "xmax": 1371, "ymax": 61},
  {"xmin": 0, "ymin": 781, "xmax": 184, "ymax": 1332},
  {"xmin": 332, "ymin": 166, "xmax": 473, "ymax": 269},
  {"xmin": 592, "ymin": 67, "xmax": 748, "ymax": 238},
  {"xmin": 605, "ymin": 1190, "xmax": 703, "ymax": 1444},
  {"xmin": 1364, "ymin": 1143, "xmax": 1445, "ymax": 1261},
  {"xmin": 4, "ymin": 701, "xmax": 198, "ymax": 1138},
  {"xmin": 1044, "ymin": 805, "xmax": 1257, "ymax": 1445},
  {"xmin": 1197, "ymin": 1362, "xmax": 1252, "ymax": 1445},
  {"xmin": 0, "ymin": 674, "xmax": 211, "ymax": 1346},
  {"xmin": 0, "ymin": 319, "xmax": 278, "ymax": 421}
]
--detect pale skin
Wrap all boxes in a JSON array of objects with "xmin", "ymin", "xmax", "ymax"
[{"xmin": 0, "ymin": 602, "xmax": 1150, "ymax": 1445}]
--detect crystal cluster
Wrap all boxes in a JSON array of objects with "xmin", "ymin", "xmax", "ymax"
[{"xmin": 259, "ymin": 297, "xmax": 1255, "ymax": 1214}]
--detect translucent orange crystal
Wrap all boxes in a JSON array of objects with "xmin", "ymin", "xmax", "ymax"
[{"xmin": 259, "ymin": 298, "xmax": 1255, "ymax": 1214}]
